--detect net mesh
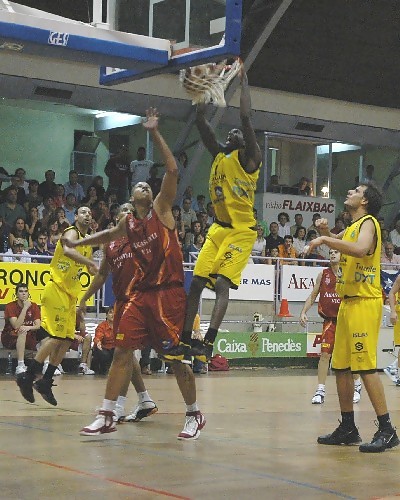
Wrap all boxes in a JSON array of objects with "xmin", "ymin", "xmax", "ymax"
[{"xmin": 179, "ymin": 58, "xmax": 241, "ymax": 107}]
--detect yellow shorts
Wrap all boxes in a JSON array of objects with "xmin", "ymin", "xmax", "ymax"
[
  {"xmin": 394, "ymin": 320, "xmax": 400, "ymax": 346},
  {"xmin": 194, "ymin": 223, "xmax": 256, "ymax": 289},
  {"xmin": 332, "ymin": 296, "xmax": 382, "ymax": 373},
  {"xmin": 40, "ymin": 281, "xmax": 77, "ymax": 340}
]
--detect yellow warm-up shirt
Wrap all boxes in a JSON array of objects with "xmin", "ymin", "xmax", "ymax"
[
  {"xmin": 209, "ymin": 150, "xmax": 260, "ymax": 228},
  {"xmin": 336, "ymin": 214, "xmax": 381, "ymax": 298}
]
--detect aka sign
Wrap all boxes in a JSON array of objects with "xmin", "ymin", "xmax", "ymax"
[
  {"xmin": 261, "ymin": 193, "xmax": 336, "ymax": 229},
  {"xmin": 281, "ymin": 265, "xmax": 328, "ymax": 301}
]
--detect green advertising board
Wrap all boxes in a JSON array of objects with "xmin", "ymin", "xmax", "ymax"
[{"xmin": 214, "ymin": 332, "xmax": 307, "ymax": 359}]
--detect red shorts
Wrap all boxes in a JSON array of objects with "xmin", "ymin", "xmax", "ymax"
[
  {"xmin": 1, "ymin": 331, "xmax": 38, "ymax": 351},
  {"xmin": 320, "ymin": 319, "xmax": 336, "ymax": 354},
  {"xmin": 116, "ymin": 286, "xmax": 186, "ymax": 351},
  {"xmin": 113, "ymin": 300, "xmax": 129, "ymax": 336}
]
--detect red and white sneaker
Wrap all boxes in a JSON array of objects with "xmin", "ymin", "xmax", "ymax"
[
  {"xmin": 177, "ymin": 411, "xmax": 206, "ymax": 440},
  {"xmin": 80, "ymin": 410, "xmax": 117, "ymax": 436}
]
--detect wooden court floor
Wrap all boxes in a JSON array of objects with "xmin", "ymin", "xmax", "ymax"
[{"xmin": 0, "ymin": 368, "xmax": 399, "ymax": 500}]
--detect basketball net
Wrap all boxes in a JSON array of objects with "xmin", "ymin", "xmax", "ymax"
[{"xmin": 179, "ymin": 58, "xmax": 241, "ymax": 107}]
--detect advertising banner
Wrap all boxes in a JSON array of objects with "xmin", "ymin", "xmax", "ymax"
[
  {"xmin": 213, "ymin": 331, "xmax": 307, "ymax": 358},
  {"xmin": 0, "ymin": 263, "xmax": 94, "ymax": 305},
  {"xmin": 261, "ymin": 193, "xmax": 336, "ymax": 229},
  {"xmin": 307, "ymin": 331, "xmax": 322, "ymax": 357},
  {"xmin": 281, "ymin": 265, "xmax": 327, "ymax": 302},
  {"xmin": 202, "ymin": 264, "xmax": 275, "ymax": 301}
]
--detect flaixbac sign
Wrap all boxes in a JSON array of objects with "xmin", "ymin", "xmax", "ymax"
[{"xmin": 214, "ymin": 332, "xmax": 307, "ymax": 358}]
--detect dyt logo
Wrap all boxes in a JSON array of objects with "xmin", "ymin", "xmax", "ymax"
[{"xmin": 48, "ymin": 32, "xmax": 70, "ymax": 46}]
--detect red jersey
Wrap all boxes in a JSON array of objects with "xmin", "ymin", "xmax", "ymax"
[
  {"xmin": 318, "ymin": 267, "xmax": 341, "ymax": 320},
  {"xmin": 105, "ymin": 237, "xmax": 135, "ymax": 301},
  {"xmin": 2, "ymin": 301, "xmax": 41, "ymax": 336},
  {"xmin": 125, "ymin": 209, "xmax": 184, "ymax": 291}
]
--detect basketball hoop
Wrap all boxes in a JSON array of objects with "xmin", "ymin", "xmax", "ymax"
[{"xmin": 179, "ymin": 58, "xmax": 241, "ymax": 107}]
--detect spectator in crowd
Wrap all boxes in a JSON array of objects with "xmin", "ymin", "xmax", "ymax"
[
  {"xmin": 176, "ymin": 150, "xmax": 188, "ymax": 184},
  {"xmin": 9, "ymin": 217, "xmax": 32, "ymax": 250},
  {"xmin": 378, "ymin": 216, "xmax": 386, "ymax": 230},
  {"xmin": 130, "ymin": 146, "xmax": 154, "ymax": 189},
  {"xmin": 307, "ymin": 213, "xmax": 322, "ymax": 234},
  {"xmin": 293, "ymin": 176, "xmax": 312, "ymax": 196},
  {"xmin": 253, "ymin": 208, "xmax": 269, "ymax": 237},
  {"xmin": 64, "ymin": 170, "xmax": 84, "ymax": 202},
  {"xmin": 63, "ymin": 193, "xmax": 77, "ymax": 225},
  {"xmin": 251, "ymin": 225, "xmax": 267, "ymax": 263},
  {"xmin": 193, "ymin": 194, "xmax": 207, "ymax": 213},
  {"xmin": 2, "ymin": 238, "xmax": 31, "ymax": 262},
  {"xmin": 197, "ymin": 211, "xmax": 209, "ymax": 233},
  {"xmin": 364, "ymin": 164, "xmax": 375, "ymax": 182},
  {"xmin": 25, "ymin": 206, "xmax": 42, "ymax": 241},
  {"xmin": 381, "ymin": 228, "xmax": 391, "ymax": 252},
  {"xmin": 0, "ymin": 215, "xmax": 10, "ymax": 253},
  {"xmin": 82, "ymin": 185, "xmax": 99, "ymax": 209},
  {"xmin": 172, "ymin": 205, "xmax": 186, "ymax": 246},
  {"xmin": 0, "ymin": 186, "xmax": 26, "ymax": 227},
  {"xmin": 390, "ymin": 220, "xmax": 400, "ymax": 253},
  {"xmin": 105, "ymin": 144, "xmax": 130, "ymax": 204},
  {"xmin": 205, "ymin": 201, "xmax": 215, "ymax": 227},
  {"xmin": 53, "ymin": 184, "xmax": 66, "ymax": 208},
  {"xmin": 14, "ymin": 167, "xmax": 29, "ymax": 194},
  {"xmin": 278, "ymin": 234, "xmax": 298, "ymax": 265},
  {"xmin": 266, "ymin": 221, "xmax": 284, "ymax": 253},
  {"xmin": 10, "ymin": 175, "xmax": 26, "ymax": 206},
  {"xmin": 25, "ymin": 179, "xmax": 42, "ymax": 210},
  {"xmin": 93, "ymin": 199, "xmax": 111, "ymax": 230},
  {"xmin": 46, "ymin": 216, "xmax": 63, "ymax": 255},
  {"xmin": 181, "ymin": 197, "xmax": 197, "ymax": 232},
  {"xmin": 341, "ymin": 210, "xmax": 352, "ymax": 228},
  {"xmin": 290, "ymin": 213, "xmax": 304, "ymax": 236},
  {"xmin": 267, "ymin": 174, "xmax": 280, "ymax": 193},
  {"xmin": 92, "ymin": 308, "xmax": 115, "ymax": 375},
  {"xmin": 69, "ymin": 316, "xmax": 95, "ymax": 375},
  {"xmin": 29, "ymin": 230, "xmax": 52, "ymax": 263},
  {"xmin": 147, "ymin": 164, "xmax": 162, "ymax": 198},
  {"xmin": 330, "ymin": 216, "xmax": 345, "ymax": 235},
  {"xmin": 304, "ymin": 229, "xmax": 323, "ymax": 266},
  {"xmin": 266, "ymin": 246, "xmax": 280, "ymax": 266},
  {"xmin": 184, "ymin": 220, "xmax": 202, "ymax": 248},
  {"xmin": 54, "ymin": 207, "xmax": 70, "ymax": 231},
  {"xmin": 181, "ymin": 185, "xmax": 195, "ymax": 209},
  {"xmin": 91, "ymin": 175, "xmax": 106, "ymax": 200},
  {"xmin": 1, "ymin": 283, "xmax": 41, "ymax": 375},
  {"xmin": 293, "ymin": 226, "xmax": 307, "ymax": 257},
  {"xmin": 38, "ymin": 169, "xmax": 57, "ymax": 199},
  {"xmin": 38, "ymin": 195, "xmax": 56, "ymax": 228},
  {"xmin": 381, "ymin": 242, "xmax": 400, "ymax": 270},
  {"xmin": 185, "ymin": 233, "xmax": 205, "ymax": 262},
  {"xmin": 277, "ymin": 212, "xmax": 291, "ymax": 238}
]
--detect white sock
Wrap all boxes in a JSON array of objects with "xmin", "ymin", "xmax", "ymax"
[
  {"xmin": 17, "ymin": 360, "xmax": 25, "ymax": 366},
  {"xmin": 102, "ymin": 399, "xmax": 116, "ymax": 412},
  {"xmin": 138, "ymin": 391, "xmax": 151, "ymax": 404},
  {"xmin": 116, "ymin": 395, "xmax": 127, "ymax": 407},
  {"xmin": 186, "ymin": 402, "xmax": 199, "ymax": 412},
  {"xmin": 317, "ymin": 384, "xmax": 325, "ymax": 391},
  {"xmin": 354, "ymin": 379, "xmax": 361, "ymax": 388}
]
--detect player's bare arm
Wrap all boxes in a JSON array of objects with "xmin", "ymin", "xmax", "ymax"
[
  {"xmin": 238, "ymin": 67, "xmax": 262, "ymax": 173},
  {"xmin": 78, "ymin": 255, "xmax": 111, "ymax": 314},
  {"xmin": 300, "ymin": 271, "xmax": 322, "ymax": 327},
  {"xmin": 195, "ymin": 102, "xmax": 221, "ymax": 158},
  {"xmin": 62, "ymin": 218, "xmax": 127, "ymax": 250},
  {"xmin": 388, "ymin": 275, "xmax": 400, "ymax": 325},
  {"xmin": 304, "ymin": 219, "xmax": 376, "ymax": 258}
]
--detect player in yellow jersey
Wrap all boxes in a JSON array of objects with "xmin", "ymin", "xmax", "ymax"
[
  {"xmin": 305, "ymin": 182, "xmax": 399, "ymax": 453},
  {"xmin": 165, "ymin": 63, "xmax": 262, "ymax": 364},
  {"xmin": 17, "ymin": 206, "xmax": 98, "ymax": 406},
  {"xmin": 387, "ymin": 275, "xmax": 400, "ymax": 386}
]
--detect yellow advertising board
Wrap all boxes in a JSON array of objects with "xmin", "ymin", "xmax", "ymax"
[{"xmin": 0, "ymin": 263, "xmax": 94, "ymax": 306}]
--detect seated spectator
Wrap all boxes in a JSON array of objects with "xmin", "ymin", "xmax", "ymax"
[
  {"xmin": 266, "ymin": 222, "xmax": 284, "ymax": 253},
  {"xmin": 53, "ymin": 184, "xmax": 66, "ymax": 208},
  {"xmin": 9, "ymin": 217, "xmax": 32, "ymax": 250},
  {"xmin": 82, "ymin": 185, "xmax": 99, "ymax": 209},
  {"xmin": 186, "ymin": 233, "xmax": 205, "ymax": 262},
  {"xmin": 184, "ymin": 220, "xmax": 202, "ymax": 248},
  {"xmin": 277, "ymin": 212, "xmax": 291, "ymax": 238},
  {"xmin": 14, "ymin": 167, "xmax": 29, "ymax": 194},
  {"xmin": 2, "ymin": 238, "xmax": 31, "ymax": 262},
  {"xmin": 197, "ymin": 210, "xmax": 209, "ymax": 232},
  {"xmin": 251, "ymin": 225, "xmax": 267, "ymax": 263},
  {"xmin": 172, "ymin": 205, "xmax": 185, "ymax": 246},
  {"xmin": 91, "ymin": 175, "xmax": 106, "ymax": 200},
  {"xmin": 181, "ymin": 197, "xmax": 197, "ymax": 232},
  {"xmin": 147, "ymin": 164, "xmax": 162, "ymax": 198},
  {"xmin": 0, "ymin": 214, "xmax": 10, "ymax": 253},
  {"xmin": 9, "ymin": 175, "xmax": 26, "ymax": 205},
  {"xmin": 1, "ymin": 283, "xmax": 40, "ymax": 374},
  {"xmin": 63, "ymin": 193, "xmax": 77, "ymax": 225},
  {"xmin": 390, "ymin": 220, "xmax": 400, "ymax": 254},
  {"xmin": 307, "ymin": 213, "xmax": 322, "ymax": 235},
  {"xmin": 24, "ymin": 179, "xmax": 42, "ymax": 210},
  {"xmin": 109, "ymin": 203, "xmax": 121, "ymax": 226},
  {"xmin": 266, "ymin": 246, "xmax": 280, "ymax": 266},
  {"xmin": 91, "ymin": 308, "xmax": 115, "ymax": 375},
  {"xmin": 330, "ymin": 216, "xmax": 345, "ymax": 235},
  {"xmin": 253, "ymin": 208, "xmax": 269, "ymax": 237},
  {"xmin": 38, "ymin": 194, "xmax": 56, "ymax": 227},
  {"xmin": 181, "ymin": 185, "xmax": 195, "ymax": 209},
  {"xmin": 293, "ymin": 226, "xmax": 307, "ymax": 257},
  {"xmin": 381, "ymin": 228, "xmax": 391, "ymax": 252},
  {"xmin": 193, "ymin": 194, "xmax": 207, "ymax": 214},
  {"xmin": 381, "ymin": 242, "xmax": 400, "ymax": 270},
  {"xmin": 278, "ymin": 235, "xmax": 298, "ymax": 265},
  {"xmin": 0, "ymin": 186, "xmax": 26, "ymax": 227},
  {"xmin": 266, "ymin": 174, "xmax": 280, "ymax": 193},
  {"xmin": 54, "ymin": 207, "xmax": 70, "ymax": 231},
  {"xmin": 38, "ymin": 169, "xmax": 57, "ymax": 199},
  {"xmin": 290, "ymin": 213, "xmax": 304, "ymax": 236},
  {"xmin": 206, "ymin": 201, "xmax": 215, "ymax": 227},
  {"xmin": 64, "ymin": 170, "xmax": 84, "ymax": 202},
  {"xmin": 176, "ymin": 151, "xmax": 188, "ymax": 184},
  {"xmin": 93, "ymin": 199, "xmax": 111, "ymax": 230},
  {"xmin": 46, "ymin": 216, "xmax": 62, "ymax": 255},
  {"xmin": 25, "ymin": 206, "xmax": 42, "ymax": 241},
  {"xmin": 69, "ymin": 315, "xmax": 95, "ymax": 375},
  {"xmin": 293, "ymin": 176, "xmax": 312, "ymax": 196},
  {"xmin": 28, "ymin": 230, "xmax": 52, "ymax": 263}
]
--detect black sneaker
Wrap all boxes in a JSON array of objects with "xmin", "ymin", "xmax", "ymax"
[
  {"xmin": 317, "ymin": 421, "xmax": 362, "ymax": 445},
  {"xmin": 16, "ymin": 371, "xmax": 35, "ymax": 403},
  {"xmin": 191, "ymin": 339, "xmax": 213, "ymax": 364},
  {"xmin": 33, "ymin": 378, "xmax": 57, "ymax": 406},
  {"xmin": 159, "ymin": 342, "xmax": 191, "ymax": 364},
  {"xmin": 359, "ymin": 426, "xmax": 400, "ymax": 453}
]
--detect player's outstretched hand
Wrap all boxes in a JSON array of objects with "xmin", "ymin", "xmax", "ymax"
[{"xmin": 142, "ymin": 108, "xmax": 159, "ymax": 130}]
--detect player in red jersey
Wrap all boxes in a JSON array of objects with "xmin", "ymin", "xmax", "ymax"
[
  {"xmin": 77, "ymin": 202, "xmax": 158, "ymax": 422},
  {"xmin": 300, "ymin": 249, "xmax": 362, "ymax": 404},
  {"xmin": 65, "ymin": 108, "xmax": 205, "ymax": 440}
]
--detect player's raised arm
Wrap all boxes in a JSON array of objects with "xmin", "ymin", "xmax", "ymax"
[
  {"xmin": 62, "ymin": 217, "xmax": 126, "ymax": 250},
  {"xmin": 196, "ymin": 103, "xmax": 221, "ymax": 158}
]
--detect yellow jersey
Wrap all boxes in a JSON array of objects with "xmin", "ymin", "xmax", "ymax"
[
  {"xmin": 49, "ymin": 226, "xmax": 92, "ymax": 298},
  {"xmin": 209, "ymin": 150, "xmax": 260, "ymax": 228},
  {"xmin": 336, "ymin": 214, "xmax": 381, "ymax": 298}
]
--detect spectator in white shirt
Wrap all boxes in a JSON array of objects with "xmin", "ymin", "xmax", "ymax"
[
  {"xmin": 130, "ymin": 146, "xmax": 154, "ymax": 188},
  {"xmin": 64, "ymin": 170, "xmax": 85, "ymax": 202},
  {"xmin": 381, "ymin": 242, "xmax": 400, "ymax": 270},
  {"xmin": 277, "ymin": 212, "xmax": 291, "ymax": 238},
  {"xmin": 2, "ymin": 238, "xmax": 31, "ymax": 262},
  {"xmin": 389, "ymin": 220, "xmax": 400, "ymax": 252}
]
